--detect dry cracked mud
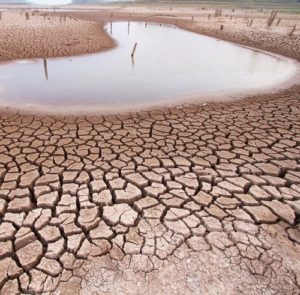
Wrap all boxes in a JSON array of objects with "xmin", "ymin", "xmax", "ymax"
[
  {"xmin": 0, "ymin": 89, "xmax": 299, "ymax": 294},
  {"xmin": 0, "ymin": 6, "xmax": 300, "ymax": 295},
  {"xmin": 0, "ymin": 11, "xmax": 114, "ymax": 62}
]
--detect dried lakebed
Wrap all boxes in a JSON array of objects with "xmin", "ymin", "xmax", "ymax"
[
  {"xmin": 0, "ymin": 21, "xmax": 300, "ymax": 294},
  {"xmin": 0, "ymin": 91, "xmax": 300, "ymax": 294},
  {"xmin": 0, "ymin": 22, "xmax": 298, "ymax": 113}
]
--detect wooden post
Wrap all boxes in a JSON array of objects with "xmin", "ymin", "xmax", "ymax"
[
  {"xmin": 43, "ymin": 59, "xmax": 48, "ymax": 81},
  {"xmin": 289, "ymin": 25, "xmax": 296, "ymax": 36},
  {"xmin": 131, "ymin": 42, "xmax": 137, "ymax": 57},
  {"xmin": 276, "ymin": 18, "xmax": 281, "ymax": 26}
]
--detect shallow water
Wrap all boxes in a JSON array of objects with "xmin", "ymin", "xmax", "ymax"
[{"xmin": 0, "ymin": 22, "xmax": 298, "ymax": 110}]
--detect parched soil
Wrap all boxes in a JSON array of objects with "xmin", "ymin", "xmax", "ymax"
[
  {"xmin": 0, "ymin": 4, "xmax": 299, "ymax": 295},
  {"xmin": 0, "ymin": 11, "xmax": 114, "ymax": 62},
  {"xmin": 0, "ymin": 88, "xmax": 300, "ymax": 294}
]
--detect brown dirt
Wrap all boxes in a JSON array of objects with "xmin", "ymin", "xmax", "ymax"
[
  {"xmin": 0, "ymin": 11, "xmax": 114, "ymax": 62},
  {"xmin": 0, "ymin": 4, "xmax": 299, "ymax": 295}
]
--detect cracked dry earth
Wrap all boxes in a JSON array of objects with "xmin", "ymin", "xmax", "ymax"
[
  {"xmin": 0, "ymin": 12, "xmax": 113, "ymax": 62},
  {"xmin": 0, "ymin": 91, "xmax": 300, "ymax": 294}
]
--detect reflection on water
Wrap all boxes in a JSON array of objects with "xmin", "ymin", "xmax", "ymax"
[{"xmin": 0, "ymin": 22, "xmax": 297, "ymax": 109}]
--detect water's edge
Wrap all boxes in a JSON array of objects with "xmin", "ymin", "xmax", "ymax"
[{"xmin": 0, "ymin": 21, "xmax": 299, "ymax": 115}]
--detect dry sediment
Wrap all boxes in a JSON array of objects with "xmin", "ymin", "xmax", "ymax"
[
  {"xmin": 0, "ymin": 88, "xmax": 299, "ymax": 294},
  {"xmin": 0, "ymin": 6, "xmax": 299, "ymax": 295},
  {"xmin": 0, "ymin": 11, "xmax": 114, "ymax": 62}
]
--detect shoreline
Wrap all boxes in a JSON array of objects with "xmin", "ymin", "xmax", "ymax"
[
  {"xmin": 0, "ymin": 5, "xmax": 300, "ymax": 294},
  {"xmin": 0, "ymin": 14, "xmax": 299, "ymax": 116},
  {"xmin": 65, "ymin": 8, "xmax": 300, "ymax": 62}
]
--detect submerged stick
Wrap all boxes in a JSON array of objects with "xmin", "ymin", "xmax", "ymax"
[
  {"xmin": 131, "ymin": 42, "xmax": 138, "ymax": 57},
  {"xmin": 43, "ymin": 59, "xmax": 48, "ymax": 81}
]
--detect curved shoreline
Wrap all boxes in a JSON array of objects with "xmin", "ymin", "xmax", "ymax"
[
  {"xmin": 0, "ymin": 15, "xmax": 299, "ymax": 116},
  {"xmin": 66, "ymin": 9, "xmax": 300, "ymax": 62},
  {"xmin": 0, "ymin": 7, "xmax": 300, "ymax": 295}
]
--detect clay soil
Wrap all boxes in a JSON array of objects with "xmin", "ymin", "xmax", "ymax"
[
  {"xmin": 0, "ymin": 11, "xmax": 114, "ymax": 62},
  {"xmin": 0, "ymin": 3, "xmax": 299, "ymax": 295}
]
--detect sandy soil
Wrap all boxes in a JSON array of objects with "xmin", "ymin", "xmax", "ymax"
[
  {"xmin": 0, "ymin": 11, "xmax": 114, "ymax": 62},
  {"xmin": 0, "ymin": 4, "xmax": 299, "ymax": 295}
]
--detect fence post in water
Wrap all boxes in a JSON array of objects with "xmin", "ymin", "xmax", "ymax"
[
  {"xmin": 0, "ymin": 12, "xmax": 2, "ymax": 21},
  {"xmin": 110, "ymin": 22, "xmax": 112, "ymax": 34},
  {"xmin": 25, "ymin": 12, "xmax": 29, "ymax": 20},
  {"xmin": 128, "ymin": 21, "xmax": 130, "ymax": 35},
  {"xmin": 43, "ymin": 59, "xmax": 48, "ymax": 81},
  {"xmin": 131, "ymin": 42, "xmax": 138, "ymax": 57}
]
